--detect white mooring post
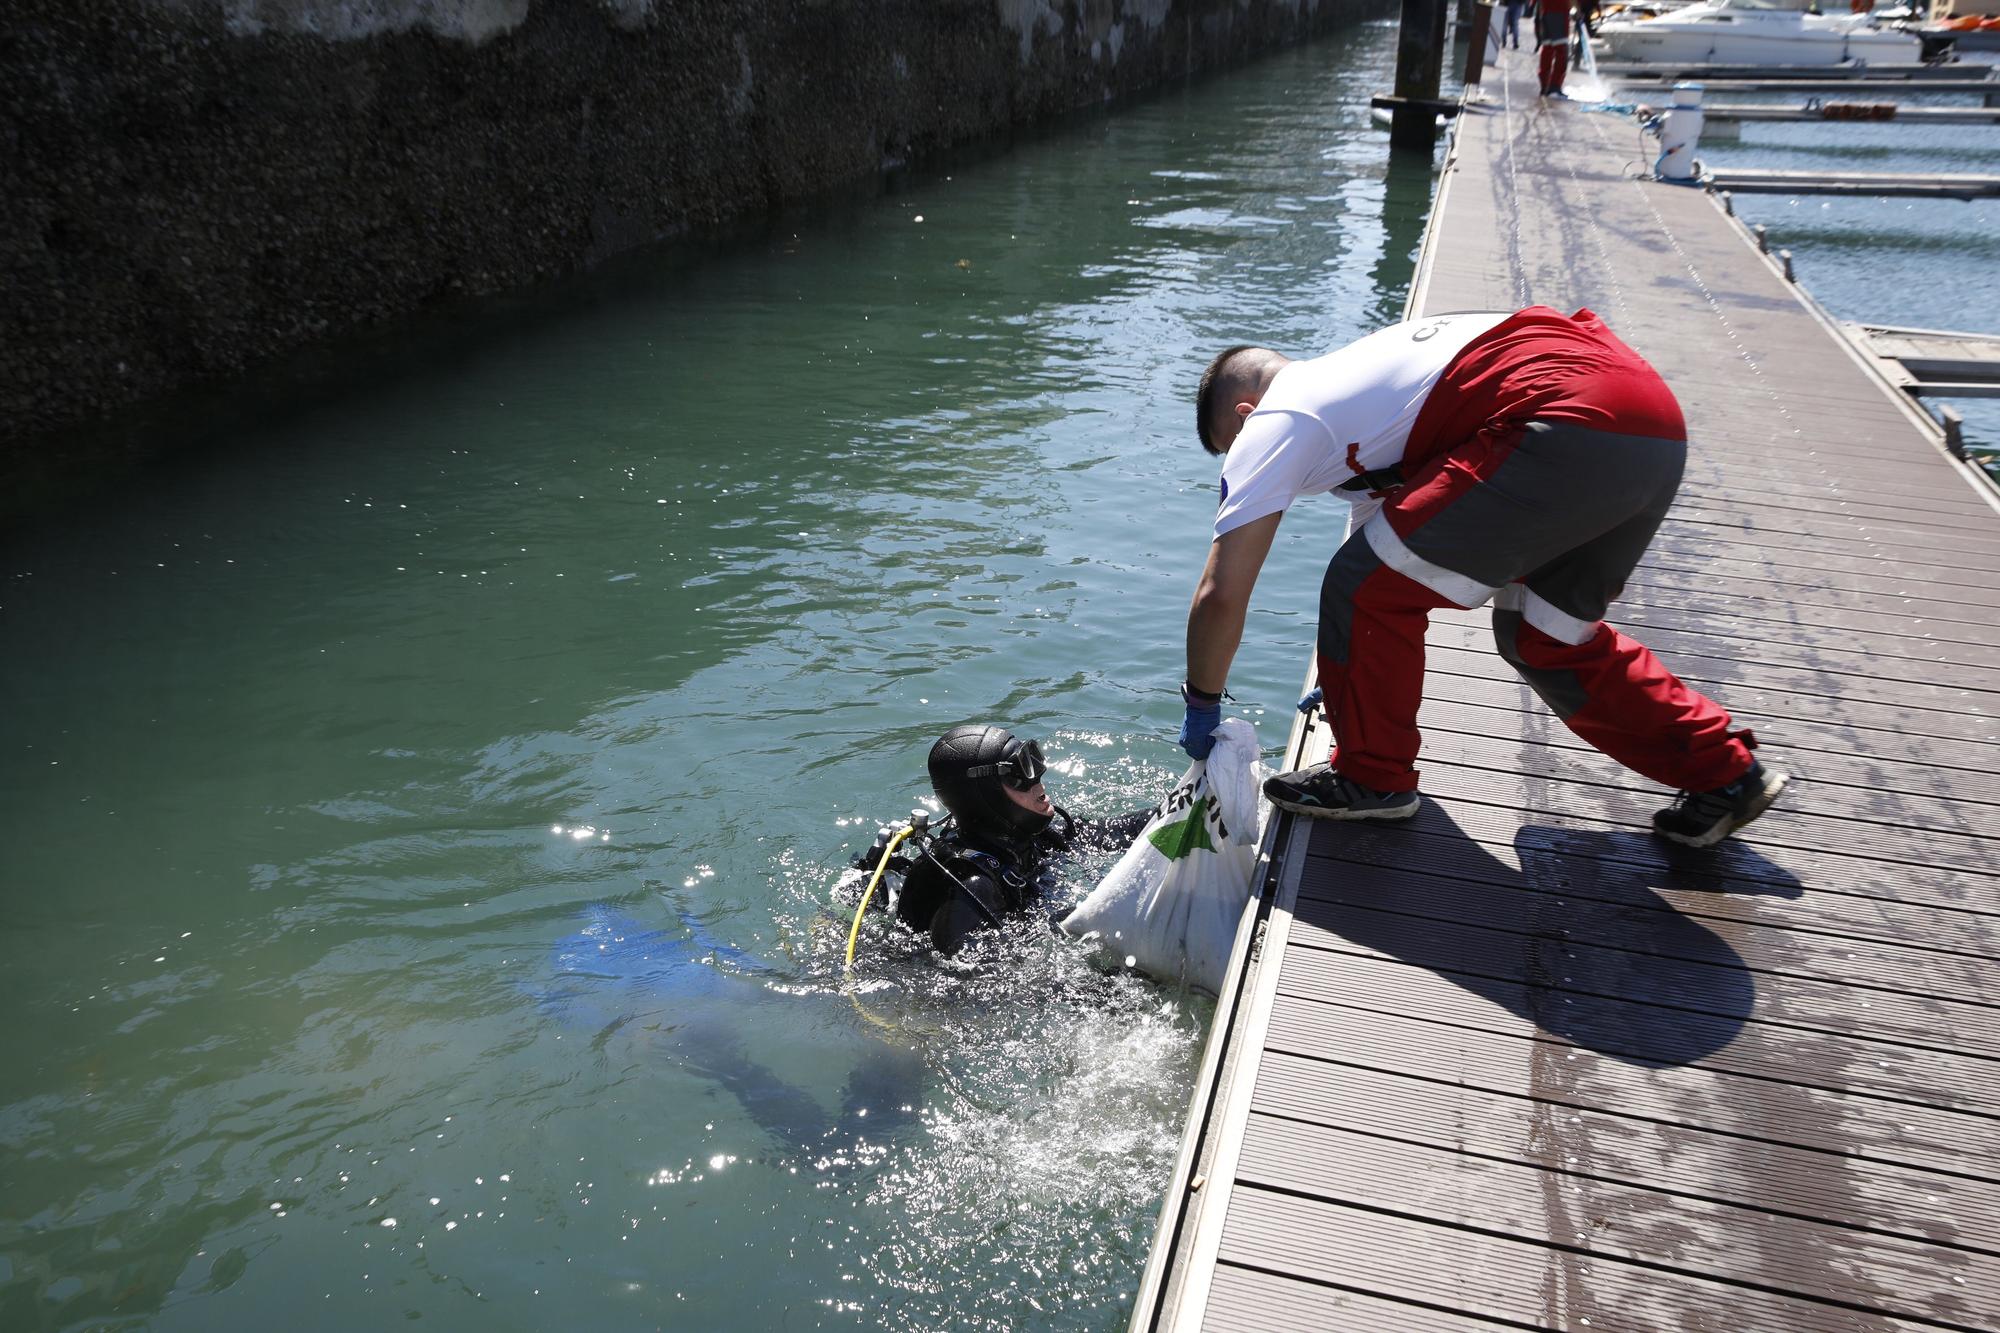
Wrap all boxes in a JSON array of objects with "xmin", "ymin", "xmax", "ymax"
[{"xmin": 1658, "ymin": 82, "xmax": 1705, "ymax": 182}]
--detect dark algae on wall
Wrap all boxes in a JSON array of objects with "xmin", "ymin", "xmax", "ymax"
[{"xmin": 2, "ymin": 0, "xmax": 1368, "ymax": 469}]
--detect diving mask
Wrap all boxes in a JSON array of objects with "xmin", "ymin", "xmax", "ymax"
[{"xmin": 963, "ymin": 737, "xmax": 1047, "ymax": 791}]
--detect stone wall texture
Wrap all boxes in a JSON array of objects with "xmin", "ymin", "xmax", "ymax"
[{"xmin": 3, "ymin": 0, "xmax": 1370, "ymax": 448}]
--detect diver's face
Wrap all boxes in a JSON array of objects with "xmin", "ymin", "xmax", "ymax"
[{"xmin": 1003, "ymin": 781, "xmax": 1054, "ymax": 818}]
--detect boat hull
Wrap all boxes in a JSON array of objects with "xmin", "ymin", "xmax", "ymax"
[{"xmin": 1598, "ymin": 20, "xmax": 1920, "ymax": 63}]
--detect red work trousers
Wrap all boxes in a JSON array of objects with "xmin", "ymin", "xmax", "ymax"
[
  {"xmin": 1539, "ymin": 40, "xmax": 1570, "ymax": 94},
  {"xmin": 1537, "ymin": 9, "xmax": 1571, "ymax": 92},
  {"xmin": 1313, "ymin": 415, "xmax": 1756, "ymax": 796}
]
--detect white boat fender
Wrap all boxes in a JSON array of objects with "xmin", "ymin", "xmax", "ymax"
[{"xmin": 1653, "ymin": 81, "xmax": 1705, "ymax": 183}]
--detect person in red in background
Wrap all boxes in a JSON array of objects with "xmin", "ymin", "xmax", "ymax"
[
  {"xmin": 1535, "ymin": 0, "xmax": 1572, "ymax": 97},
  {"xmin": 1178, "ymin": 307, "xmax": 1789, "ymax": 848}
]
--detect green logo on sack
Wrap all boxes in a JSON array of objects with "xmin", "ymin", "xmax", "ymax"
[{"xmin": 1149, "ymin": 795, "xmax": 1221, "ymax": 861}]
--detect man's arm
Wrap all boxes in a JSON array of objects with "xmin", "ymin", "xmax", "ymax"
[{"xmin": 1185, "ymin": 510, "xmax": 1284, "ymax": 696}]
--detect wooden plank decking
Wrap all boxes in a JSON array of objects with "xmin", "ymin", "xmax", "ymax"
[{"xmin": 1134, "ymin": 46, "xmax": 2000, "ymax": 1333}]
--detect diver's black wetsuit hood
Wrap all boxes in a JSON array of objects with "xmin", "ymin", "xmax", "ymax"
[
  {"xmin": 927, "ymin": 724, "xmax": 1053, "ymax": 852},
  {"xmin": 856, "ymin": 725, "xmax": 1144, "ymax": 954}
]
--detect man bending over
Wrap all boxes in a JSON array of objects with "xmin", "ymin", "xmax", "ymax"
[{"xmin": 1175, "ymin": 306, "xmax": 1787, "ymax": 848}]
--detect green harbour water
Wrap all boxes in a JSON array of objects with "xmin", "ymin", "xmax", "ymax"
[{"xmin": 1, "ymin": 21, "xmax": 1430, "ymax": 1331}]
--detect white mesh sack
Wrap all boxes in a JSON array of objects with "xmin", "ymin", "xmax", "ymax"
[{"xmin": 1058, "ymin": 718, "xmax": 1269, "ymax": 995}]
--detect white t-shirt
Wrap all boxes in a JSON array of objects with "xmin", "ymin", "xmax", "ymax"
[{"xmin": 1212, "ymin": 311, "xmax": 1510, "ymax": 538}]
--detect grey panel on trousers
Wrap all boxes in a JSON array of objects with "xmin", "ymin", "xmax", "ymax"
[
  {"xmin": 1396, "ymin": 421, "xmax": 1686, "ymax": 600},
  {"xmin": 1493, "ymin": 606, "xmax": 1590, "ymax": 717},
  {"xmin": 1317, "ymin": 529, "xmax": 1384, "ymax": 665}
]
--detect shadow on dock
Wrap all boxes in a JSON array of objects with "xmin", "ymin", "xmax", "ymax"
[{"xmin": 1293, "ymin": 807, "xmax": 1805, "ymax": 1068}]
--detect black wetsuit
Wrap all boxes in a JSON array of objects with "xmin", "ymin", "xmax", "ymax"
[{"xmin": 858, "ymin": 807, "xmax": 1149, "ymax": 956}]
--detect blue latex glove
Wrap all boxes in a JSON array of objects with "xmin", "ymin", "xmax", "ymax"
[
  {"xmin": 1298, "ymin": 686, "xmax": 1324, "ymax": 715},
  {"xmin": 1177, "ymin": 690, "xmax": 1223, "ymax": 761}
]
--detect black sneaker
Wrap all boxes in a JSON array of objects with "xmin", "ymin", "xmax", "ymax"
[
  {"xmin": 1263, "ymin": 763, "xmax": 1421, "ymax": 822},
  {"xmin": 1652, "ymin": 762, "xmax": 1789, "ymax": 848}
]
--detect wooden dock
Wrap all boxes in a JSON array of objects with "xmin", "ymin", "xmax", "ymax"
[
  {"xmin": 1853, "ymin": 323, "xmax": 2000, "ymax": 399},
  {"xmin": 1132, "ymin": 46, "xmax": 2000, "ymax": 1333},
  {"xmin": 1704, "ymin": 167, "xmax": 2000, "ymax": 199}
]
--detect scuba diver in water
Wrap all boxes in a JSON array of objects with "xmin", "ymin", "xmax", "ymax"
[{"xmin": 852, "ymin": 724, "xmax": 1148, "ymax": 956}]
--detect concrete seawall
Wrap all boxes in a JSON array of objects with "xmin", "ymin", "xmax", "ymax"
[{"xmin": 3, "ymin": 0, "xmax": 1377, "ymax": 457}]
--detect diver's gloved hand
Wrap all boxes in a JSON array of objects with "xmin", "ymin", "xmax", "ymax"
[
  {"xmin": 1298, "ymin": 686, "xmax": 1324, "ymax": 715},
  {"xmin": 1177, "ymin": 682, "xmax": 1223, "ymax": 761}
]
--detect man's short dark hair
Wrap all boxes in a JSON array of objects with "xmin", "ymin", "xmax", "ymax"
[{"xmin": 1196, "ymin": 345, "xmax": 1258, "ymax": 456}]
